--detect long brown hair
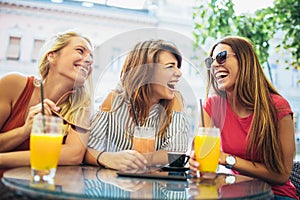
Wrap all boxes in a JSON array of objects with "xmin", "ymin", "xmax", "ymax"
[
  {"xmin": 207, "ymin": 36, "xmax": 285, "ymax": 174},
  {"xmin": 119, "ymin": 39, "xmax": 182, "ymax": 137}
]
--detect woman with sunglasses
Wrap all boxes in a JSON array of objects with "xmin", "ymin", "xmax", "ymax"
[
  {"xmin": 84, "ymin": 39, "xmax": 189, "ymax": 171},
  {"xmin": 189, "ymin": 36, "xmax": 297, "ymax": 199},
  {"xmin": 0, "ymin": 30, "xmax": 94, "ymax": 176}
]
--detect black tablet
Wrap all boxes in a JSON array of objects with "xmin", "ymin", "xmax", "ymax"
[{"xmin": 117, "ymin": 170, "xmax": 187, "ymax": 181}]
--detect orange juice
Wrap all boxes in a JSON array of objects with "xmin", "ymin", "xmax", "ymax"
[
  {"xmin": 194, "ymin": 134, "xmax": 220, "ymax": 173},
  {"xmin": 133, "ymin": 137, "xmax": 155, "ymax": 153},
  {"xmin": 30, "ymin": 133, "xmax": 64, "ymax": 170}
]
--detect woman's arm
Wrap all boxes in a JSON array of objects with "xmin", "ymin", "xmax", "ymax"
[
  {"xmin": 219, "ymin": 114, "xmax": 295, "ymax": 185},
  {"xmin": 84, "ymin": 92, "xmax": 147, "ymax": 171},
  {"xmin": 0, "ymin": 74, "xmax": 30, "ymax": 152},
  {"xmin": 0, "ymin": 151, "xmax": 30, "ymax": 167},
  {"xmin": 0, "ymin": 126, "xmax": 90, "ymax": 167},
  {"xmin": 190, "ymin": 112, "xmax": 295, "ymax": 185},
  {"xmin": 84, "ymin": 148, "xmax": 147, "ymax": 171},
  {"xmin": 58, "ymin": 128, "xmax": 90, "ymax": 165}
]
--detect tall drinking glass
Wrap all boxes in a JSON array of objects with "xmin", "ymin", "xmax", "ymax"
[
  {"xmin": 30, "ymin": 115, "xmax": 64, "ymax": 184},
  {"xmin": 133, "ymin": 127, "xmax": 155, "ymax": 168},
  {"xmin": 194, "ymin": 127, "xmax": 220, "ymax": 179},
  {"xmin": 133, "ymin": 127, "xmax": 155, "ymax": 153}
]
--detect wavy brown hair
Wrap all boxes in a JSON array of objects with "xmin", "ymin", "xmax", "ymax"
[
  {"xmin": 119, "ymin": 39, "xmax": 182, "ymax": 137},
  {"xmin": 207, "ymin": 36, "xmax": 286, "ymax": 174}
]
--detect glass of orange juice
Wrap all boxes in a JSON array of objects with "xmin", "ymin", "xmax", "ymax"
[
  {"xmin": 194, "ymin": 127, "xmax": 220, "ymax": 179},
  {"xmin": 133, "ymin": 127, "xmax": 155, "ymax": 167},
  {"xmin": 30, "ymin": 115, "xmax": 64, "ymax": 184}
]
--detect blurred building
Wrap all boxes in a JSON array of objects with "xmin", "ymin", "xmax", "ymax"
[
  {"xmin": 0, "ymin": 0, "xmax": 202, "ymax": 135},
  {"xmin": 0, "ymin": 0, "xmax": 299, "ymax": 137}
]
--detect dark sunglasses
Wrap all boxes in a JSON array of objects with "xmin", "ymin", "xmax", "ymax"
[{"xmin": 205, "ymin": 50, "xmax": 236, "ymax": 69}]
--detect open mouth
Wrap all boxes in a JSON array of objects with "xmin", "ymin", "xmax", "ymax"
[
  {"xmin": 75, "ymin": 64, "xmax": 89, "ymax": 78},
  {"xmin": 79, "ymin": 67, "xmax": 88, "ymax": 75},
  {"xmin": 215, "ymin": 72, "xmax": 229, "ymax": 81},
  {"xmin": 167, "ymin": 82, "xmax": 176, "ymax": 90}
]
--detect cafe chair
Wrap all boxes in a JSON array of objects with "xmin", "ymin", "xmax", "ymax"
[{"xmin": 290, "ymin": 161, "xmax": 300, "ymax": 197}]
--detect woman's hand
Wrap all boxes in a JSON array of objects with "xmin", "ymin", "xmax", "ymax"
[
  {"xmin": 103, "ymin": 150, "xmax": 148, "ymax": 172},
  {"xmin": 189, "ymin": 151, "xmax": 199, "ymax": 177},
  {"xmin": 23, "ymin": 99, "xmax": 60, "ymax": 136}
]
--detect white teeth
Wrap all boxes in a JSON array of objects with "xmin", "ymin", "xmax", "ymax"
[{"xmin": 215, "ymin": 72, "xmax": 228, "ymax": 79}]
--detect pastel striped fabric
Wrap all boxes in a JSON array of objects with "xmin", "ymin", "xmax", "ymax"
[{"xmin": 88, "ymin": 94, "xmax": 189, "ymax": 153}]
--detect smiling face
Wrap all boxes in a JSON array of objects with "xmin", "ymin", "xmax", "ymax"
[
  {"xmin": 211, "ymin": 44, "xmax": 239, "ymax": 92},
  {"xmin": 150, "ymin": 51, "xmax": 182, "ymax": 104},
  {"xmin": 48, "ymin": 36, "xmax": 94, "ymax": 86}
]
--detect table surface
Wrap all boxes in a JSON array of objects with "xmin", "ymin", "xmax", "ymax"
[{"xmin": 1, "ymin": 165, "xmax": 274, "ymax": 200}]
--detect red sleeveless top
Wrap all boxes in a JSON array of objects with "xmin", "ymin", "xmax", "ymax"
[{"xmin": 1, "ymin": 76, "xmax": 35, "ymax": 150}]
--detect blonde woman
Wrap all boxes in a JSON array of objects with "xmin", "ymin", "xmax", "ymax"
[
  {"xmin": 85, "ymin": 40, "xmax": 189, "ymax": 171},
  {"xmin": 189, "ymin": 36, "xmax": 297, "ymax": 199},
  {"xmin": 0, "ymin": 30, "xmax": 94, "ymax": 176}
]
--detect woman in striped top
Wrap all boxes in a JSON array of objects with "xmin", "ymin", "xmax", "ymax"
[{"xmin": 84, "ymin": 39, "xmax": 189, "ymax": 171}]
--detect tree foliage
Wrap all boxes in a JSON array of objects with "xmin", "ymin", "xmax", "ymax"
[
  {"xmin": 272, "ymin": 0, "xmax": 300, "ymax": 70},
  {"xmin": 193, "ymin": 0, "xmax": 299, "ymax": 72}
]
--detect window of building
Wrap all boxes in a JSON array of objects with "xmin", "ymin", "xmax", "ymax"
[
  {"xmin": 6, "ymin": 36, "xmax": 21, "ymax": 61},
  {"xmin": 31, "ymin": 39, "xmax": 45, "ymax": 63}
]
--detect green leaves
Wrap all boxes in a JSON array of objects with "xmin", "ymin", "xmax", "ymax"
[{"xmin": 193, "ymin": 0, "xmax": 300, "ymax": 71}]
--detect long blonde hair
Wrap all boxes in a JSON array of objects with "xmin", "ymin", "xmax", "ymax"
[
  {"xmin": 207, "ymin": 36, "xmax": 285, "ymax": 174},
  {"xmin": 38, "ymin": 30, "xmax": 93, "ymax": 133},
  {"xmin": 119, "ymin": 39, "xmax": 182, "ymax": 137}
]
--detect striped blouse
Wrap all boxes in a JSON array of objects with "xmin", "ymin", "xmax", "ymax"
[{"xmin": 88, "ymin": 94, "xmax": 189, "ymax": 153}]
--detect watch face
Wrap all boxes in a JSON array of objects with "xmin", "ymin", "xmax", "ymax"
[
  {"xmin": 226, "ymin": 155, "xmax": 236, "ymax": 165},
  {"xmin": 225, "ymin": 175, "xmax": 236, "ymax": 184}
]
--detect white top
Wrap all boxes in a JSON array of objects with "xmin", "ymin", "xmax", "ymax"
[{"xmin": 88, "ymin": 94, "xmax": 189, "ymax": 152}]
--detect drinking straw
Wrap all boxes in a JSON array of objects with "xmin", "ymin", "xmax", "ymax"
[
  {"xmin": 40, "ymin": 81, "xmax": 46, "ymax": 133},
  {"xmin": 200, "ymin": 99, "xmax": 205, "ymax": 127},
  {"xmin": 130, "ymin": 97, "xmax": 139, "ymax": 126},
  {"xmin": 40, "ymin": 81, "xmax": 45, "ymax": 116}
]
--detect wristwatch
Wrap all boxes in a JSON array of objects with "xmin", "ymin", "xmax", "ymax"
[
  {"xmin": 225, "ymin": 155, "xmax": 236, "ymax": 169},
  {"xmin": 225, "ymin": 175, "xmax": 236, "ymax": 184}
]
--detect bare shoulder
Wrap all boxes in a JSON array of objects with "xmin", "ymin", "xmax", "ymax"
[
  {"xmin": 100, "ymin": 91, "xmax": 116, "ymax": 112},
  {"xmin": 0, "ymin": 73, "xmax": 28, "ymax": 126},
  {"xmin": 0, "ymin": 73, "xmax": 28, "ymax": 99},
  {"xmin": 172, "ymin": 92, "xmax": 184, "ymax": 112}
]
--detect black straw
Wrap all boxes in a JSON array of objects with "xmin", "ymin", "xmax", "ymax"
[
  {"xmin": 40, "ymin": 81, "xmax": 46, "ymax": 133},
  {"xmin": 40, "ymin": 81, "xmax": 45, "ymax": 116},
  {"xmin": 200, "ymin": 99, "xmax": 205, "ymax": 127},
  {"xmin": 130, "ymin": 97, "xmax": 139, "ymax": 126}
]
